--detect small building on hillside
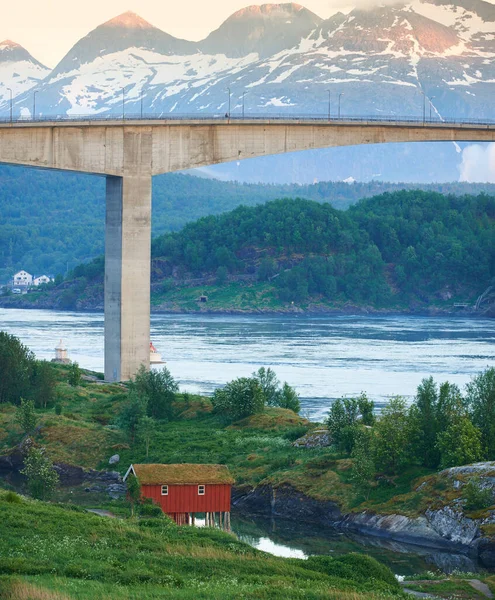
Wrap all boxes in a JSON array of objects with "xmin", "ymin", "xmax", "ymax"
[
  {"xmin": 124, "ymin": 463, "xmax": 233, "ymax": 527},
  {"xmin": 33, "ymin": 275, "xmax": 53, "ymax": 286},
  {"xmin": 12, "ymin": 270, "xmax": 33, "ymax": 288}
]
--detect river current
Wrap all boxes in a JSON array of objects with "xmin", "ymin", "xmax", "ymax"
[{"xmin": 1, "ymin": 309, "xmax": 493, "ymax": 420}]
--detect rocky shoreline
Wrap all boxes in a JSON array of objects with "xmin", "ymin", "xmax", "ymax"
[
  {"xmin": 232, "ymin": 483, "xmax": 495, "ymax": 569},
  {"xmin": 0, "ymin": 294, "xmax": 491, "ymax": 319}
]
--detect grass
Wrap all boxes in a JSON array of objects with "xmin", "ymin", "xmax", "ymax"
[{"xmin": 0, "ymin": 491, "xmax": 406, "ymax": 599}]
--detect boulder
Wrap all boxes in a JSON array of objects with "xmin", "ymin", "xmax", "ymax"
[
  {"xmin": 293, "ymin": 429, "xmax": 331, "ymax": 448},
  {"xmin": 108, "ymin": 454, "xmax": 120, "ymax": 465}
]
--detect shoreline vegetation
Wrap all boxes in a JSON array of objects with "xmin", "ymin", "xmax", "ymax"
[
  {"xmin": 2, "ymin": 191, "xmax": 494, "ymax": 318},
  {"xmin": 0, "ymin": 331, "xmax": 494, "ymax": 599}
]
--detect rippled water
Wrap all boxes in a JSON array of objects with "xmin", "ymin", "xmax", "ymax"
[{"xmin": 1, "ymin": 309, "xmax": 494, "ymax": 420}]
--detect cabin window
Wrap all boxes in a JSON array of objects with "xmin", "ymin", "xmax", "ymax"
[
  {"xmin": 161, "ymin": 485, "xmax": 168, "ymax": 496},
  {"xmin": 198, "ymin": 485, "xmax": 205, "ymax": 495}
]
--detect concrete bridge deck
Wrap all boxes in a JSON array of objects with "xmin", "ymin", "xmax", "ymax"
[{"xmin": 1, "ymin": 116, "xmax": 494, "ymax": 381}]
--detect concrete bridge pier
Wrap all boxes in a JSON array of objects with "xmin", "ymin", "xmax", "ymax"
[{"xmin": 104, "ymin": 173, "xmax": 152, "ymax": 382}]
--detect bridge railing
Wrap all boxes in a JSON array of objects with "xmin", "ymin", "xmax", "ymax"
[{"xmin": 0, "ymin": 113, "xmax": 494, "ymax": 126}]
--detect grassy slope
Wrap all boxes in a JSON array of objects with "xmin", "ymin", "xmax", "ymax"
[
  {"xmin": 0, "ymin": 491, "xmax": 405, "ymax": 600},
  {"xmin": 0, "ymin": 372, "xmax": 462, "ymax": 519}
]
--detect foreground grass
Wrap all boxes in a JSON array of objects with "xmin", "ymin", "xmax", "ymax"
[{"xmin": 0, "ymin": 491, "xmax": 405, "ymax": 599}]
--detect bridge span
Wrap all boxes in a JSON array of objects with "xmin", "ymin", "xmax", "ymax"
[{"xmin": 1, "ymin": 117, "xmax": 494, "ymax": 381}]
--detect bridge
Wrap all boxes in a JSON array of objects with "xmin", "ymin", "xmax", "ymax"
[{"xmin": 1, "ymin": 115, "xmax": 494, "ymax": 381}]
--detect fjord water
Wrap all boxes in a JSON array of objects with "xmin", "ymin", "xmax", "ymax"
[{"xmin": 1, "ymin": 309, "xmax": 493, "ymax": 421}]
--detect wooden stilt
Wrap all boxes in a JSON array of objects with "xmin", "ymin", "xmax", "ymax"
[{"xmin": 192, "ymin": 513, "xmax": 196, "ymax": 526}]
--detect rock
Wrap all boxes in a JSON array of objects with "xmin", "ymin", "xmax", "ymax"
[
  {"xmin": 107, "ymin": 483, "xmax": 127, "ymax": 499},
  {"xmin": 441, "ymin": 462, "xmax": 495, "ymax": 477},
  {"xmin": 478, "ymin": 539, "xmax": 495, "ymax": 569},
  {"xmin": 293, "ymin": 429, "xmax": 331, "ymax": 448},
  {"xmin": 425, "ymin": 506, "xmax": 480, "ymax": 546},
  {"xmin": 108, "ymin": 454, "xmax": 120, "ymax": 465},
  {"xmin": 232, "ymin": 484, "xmax": 341, "ymax": 523}
]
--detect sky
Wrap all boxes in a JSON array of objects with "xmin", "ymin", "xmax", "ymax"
[
  {"xmin": 0, "ymin": 0, "xmax": 338, "ymax": 68},
  {"xmin": 2, "ymin": 0, "xmax": 494, "ymax": 67}
]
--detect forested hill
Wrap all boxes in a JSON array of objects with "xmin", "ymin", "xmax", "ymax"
[
  {"xmin": 1, "ymin": 162, "xmax": 495, "ymax": 281},
  {"xmin": 10, "ymin": 191, "xmax": 494, "ymax": 315}
]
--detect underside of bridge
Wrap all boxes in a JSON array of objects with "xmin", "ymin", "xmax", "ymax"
[{"xmin": 0, "ymin": 119, "xmax": 493, "ymax": 381}]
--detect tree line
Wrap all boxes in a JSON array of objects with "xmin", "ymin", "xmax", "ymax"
[
  {"xmin": 2, "ymin": 161, "xmax": 494, "ymax": 284},
  {"xmin": 328, "ymin": 368, "xmax": 495, "ymax": 503}
]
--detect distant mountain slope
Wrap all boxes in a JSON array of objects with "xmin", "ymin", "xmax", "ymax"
[
  {"xmin": 0, "ymin": 163, "xmax": 494, "ymax": 280},
  {"xmin": 0, "ymin": 40, "xmax": 49, "ymax": 107}
]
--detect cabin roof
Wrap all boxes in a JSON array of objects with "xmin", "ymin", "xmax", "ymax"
[{"xmin": 125, "ymin": 463, "xmax": 234, "ymax": 485}]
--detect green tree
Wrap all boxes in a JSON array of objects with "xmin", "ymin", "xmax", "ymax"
[
  {"xmin": 253, "ymin": 367, "xmax": 280, "ymax": 406},
  {"xmin": 131, "ymin": 366, "xmax": 179, "ymax": 421},
  {"xmin": 0, "ymin": 332, "xmax": 34, "ymax": 404},
  {"xmin": 437, "ymin": 417, "xmax": 484, "ymax": 468},
  {"xmin": 117, "ymin": 392, "xmax": 147, "ymax": 443},
  {"xmin": 212, "ymin": 377, "xmax": 265, "ymax": 421},
  {"xmin": 68, "ymin": 362, "xmax": 82, "ymax": 387},
  {"xmin": 30, "ymin": 360, "xmax": 57, "ymax": 408},
  {"xmin": 436, "ymin": 382, "xmax": 466, "ymax": 433},
  {"xmin": 357, "ymin": 393, "xmax": 375, "ymax": 426},
  {"xmin": 21, "ymin": 446, "xmax": 59, "ymax": 500},
  {"xmin": 326, "ymin": 398, "xmax": 360, "ymax": 454},
  {"xmin": 216, "ymin": 265, "xmax": 228, "ymax": 285},
  {"xmin": 466, "ymin": 368, "xmax": 495, "ymax": 459},
  {"xmin": 15, "ymin": 398, "xmax": 37, "ymax": 435},
  {"xmin": 137, "ymin": 415, "xmax": 157, "ymax": 458},
  {"xmin": 351, "ymin": 429, "xmax": 376, "ymax": 500},
  {"xmin": 126, "ymin": 474, "xmax": 141, "ymax": 517},
  {"xmin": 374, "ymin": 396, "xmax": 412, "ymax": 475},
  {"xmin": 409, "ymin": 377, "xmax": 440, "ymax": 468},
  {"xmin": 277, "ymin": 382, "xmax": 301, "ymax": 414}
]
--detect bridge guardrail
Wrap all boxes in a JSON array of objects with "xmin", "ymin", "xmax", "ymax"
[{"xmin": 0, "ymin": 113, "xmax": 494, "ymax": 126}]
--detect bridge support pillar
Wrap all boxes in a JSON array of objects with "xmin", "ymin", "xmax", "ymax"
[{"xmin": 104, "ymin": 173, "xmax": 152, "ymax": 382}]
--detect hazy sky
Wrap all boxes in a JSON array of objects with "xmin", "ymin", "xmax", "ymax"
[{"xmin": 2, "ymin": 0, "xmax": 494, "ymax": 68}]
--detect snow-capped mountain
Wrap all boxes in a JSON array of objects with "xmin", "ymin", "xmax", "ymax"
[
  {"xmin": 0, "ymin": 40, "xmax": 49, "ymax": 107},
  {"xmin": 1, "ymin": 1, "xmax": 494, "ymax": 181}
]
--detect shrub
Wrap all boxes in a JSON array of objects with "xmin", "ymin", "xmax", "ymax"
[
  {"xmin": 15, "ymin": 398, "xmax": 37, "ymax": 435},
  {"xmin": 139, "ymin": 502, "xmax": 164, "ymax": 518},
  {"xmin": 3, "ymin": 491, "xmax": 22, "ymax": 504},
  {"xmin": 131, "ymin": 365, "xmax": 178, "ymax": 421},
  {"xmin": 68, "ymin": 362, "xmax": 82, "ymax": 387},
  {"xmin": 55, "ymin": 403, "xmax": 62, "ymax": 415},
  {"xmin": 462, "ymin": 478, "xmax": 494, "ymax": 511},
  {"xmin": 20, "ymin": 446, "xmax": 59, "ymax": 500},
  {"xmin": 212, "ymin": 377, "xmax": 265, "ymax": 421}
]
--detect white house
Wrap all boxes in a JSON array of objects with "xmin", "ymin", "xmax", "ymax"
[
  {"xmin": 33, "ymin": 275, "xmax": 53, "ymax": 286},
  {"xmin": 12, "ymin": 270, "xmax": 33, "ymax": 288}
]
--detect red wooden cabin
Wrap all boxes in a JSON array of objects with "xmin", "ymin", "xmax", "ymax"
[{"xmin": 124, "ymin": 463, "xmax": 234, "ymax": 526}]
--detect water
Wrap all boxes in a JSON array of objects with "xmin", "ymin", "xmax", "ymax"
[
  {"xmin": 1, "ymin": 309, "xmax": 493, "ymax": 421},
  {"xmin": 230, "ymin": 514, "xmax": 484, "ymax": 575}
]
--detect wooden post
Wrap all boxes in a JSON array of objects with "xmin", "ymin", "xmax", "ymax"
[{"xmin": 192, "ymin": 513, "xmax": 196, "ymax": 526}]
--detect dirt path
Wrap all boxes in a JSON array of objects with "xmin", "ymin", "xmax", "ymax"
[{"xmin": 86, "ymin": 508, "xmax": 119, "ymax": 518}]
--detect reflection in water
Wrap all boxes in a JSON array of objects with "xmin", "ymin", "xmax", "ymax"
[
  {"xmin": 231, "ymin": 514, "xmax": 483, "ymax": 576},
  {"xmin": 0, "ymin": 309, "xmax": 493, "ymax": 420}
]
